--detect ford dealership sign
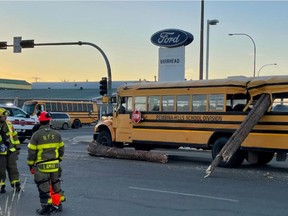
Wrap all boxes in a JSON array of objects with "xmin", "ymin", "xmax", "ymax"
[{"xmin": 151, "ymin": 29, "xmax": 194, "ymax": 48}]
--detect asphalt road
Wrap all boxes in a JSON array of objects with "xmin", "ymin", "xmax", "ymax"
[{"xmin": 1, "ymin": 126, "xmax": 288, "ymax": 216}]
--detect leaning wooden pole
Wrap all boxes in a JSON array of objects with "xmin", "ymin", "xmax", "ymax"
[
  {"xmin": 205, "ymin": 94, "xmax": 271, "ymax": 177},
  {"xmin": 88, "ymin": 141, "xmax": 168, "ymax": 163}
]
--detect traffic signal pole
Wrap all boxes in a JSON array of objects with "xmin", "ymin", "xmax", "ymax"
[
  {"xmin": 3, "ymin": 39, "xmax": 113, "ymax": 114},
  {"xmin": 35, "ymin": 41, "xmax": 112, "ymax": 110}
]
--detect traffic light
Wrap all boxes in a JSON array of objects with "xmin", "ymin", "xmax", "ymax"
[
  {"xmin": 99, "ymin": 77, "xmax": 108, "ymax": 96},
  {"xmin": 13, "ymin": 37, "xmax": 22, "ymax": 53},
  {"xmin": 0, "ymin": 41, "xmax": 7, "ymax": 49},
  {"xmin": 20, "ymin": 40, "xmax": 35, "ymax": 48}
]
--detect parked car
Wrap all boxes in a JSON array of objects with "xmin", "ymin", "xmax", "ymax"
[
  {"xmin": 0, "ymin": 104, "xmax": 38, "ymax": 143},
  {"xmin": 50, "ymin": 112, "xmax": 72, "ymax": 130}
]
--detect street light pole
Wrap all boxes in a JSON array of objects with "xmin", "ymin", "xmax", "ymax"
[
  {"xmin": 229, "ymin": 33, "xmax": 256, "ymax": 77},
  {"xmin": 199, "ymin": 0, "xmax": 205, "ymax": 80},
  {"xmin": 257, "ymin": 63, "xmax": 277, "ymax": 76},
  {"xmin": 206, "ymin": 19, "xmax": 219, "ymax": 80}
]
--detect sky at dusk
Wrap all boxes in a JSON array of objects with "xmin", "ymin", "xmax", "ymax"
[{"xmin": 0, "ymin": 1, "xmax": 287, "ymax": 83}]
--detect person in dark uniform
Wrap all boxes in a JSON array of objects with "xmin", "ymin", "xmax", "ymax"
[
  {"xmin": 27, "ymin": 111, "xmax": 65, "ymax": 215},
  {"xmin": 0, "ymin": 108, "xmax": 21, "ymax": 194}
]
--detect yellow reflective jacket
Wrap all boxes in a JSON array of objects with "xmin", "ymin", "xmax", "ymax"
[
  {"xmin": 27, "ymin": 125, "xmax": 64, "ymax": 173},
  {"xmin": 0, "ymin": 120, "xmax": 20, "ymax": 155}
]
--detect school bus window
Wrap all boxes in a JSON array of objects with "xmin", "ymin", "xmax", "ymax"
[
  {"xmin": 62, "ymin": 103, "xmax": 67, "ymax": 112},
  {"xmin": 209, "ymin": 94, "xmax": 224, "ymax": 111},
  {"xmin": 87, "ymin": 104, "xmax": 93, "ymax": 112},
  {"xmin": 162, "ymin": 95, "xmax": 174, "ymax": 112},
  {"xmin": 192, "ymin": 94, "xmax": 207, "ymax": 112},
  {"xmin": 81, "ymin": 103, "xmax": 86, "ymax": 112},
  {"xmin": 126, "ymin": 97, "xmax": 132, "ymax": 111},
  {"xmin": 117, "ymin": 97, "xmax": 126, "ymax": 114},
  {"xmin": 57, "ymin": 103, "xmax": 61, "ymax": 111},
  {"xmin": 89, "ymin": 103, "xmax": 93, "ymax": 111},
  {"xmin": 72, "ymin": 104, "xmax": 77, "ymax": 111},
  {"xmin": 45, "ymin": 103, "xmax": 50, "ymax": 111},
  {"xmin": 57, "ymin": 102, "xmax": 63, "ymax": 111},
  {"xmin": 177, "ymin": 95, "xmax": 190, "ymax": 112},
  {"xmin": 76, "ymin": 103, "xmax": 81, "ymax": 112},
  {"xmin": 134, "ymin": 96, "xmax": 147, "ymax": 111},
  {"xmin": 148, "ymin": 96, "xmax": 160, "ymax": 111},
  {"xmin": 67, "ymin": 103, "xmax": 72, "ymax": 112},
  {"xmin": 52, "ymin": 103, "xmax": 56, "ymax": 111},
  {"xmin": 272, "ymin": 98, "xmax": 288, "ymax": 112}
]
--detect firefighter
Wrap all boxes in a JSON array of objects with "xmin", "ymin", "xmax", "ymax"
[
  {"xmin": 27, "ymin": 111, "xmax": 65, "ymax": 215},
  {"xmin": 0, "ymin": 107, "xmax": 21, "ymax": 194}
]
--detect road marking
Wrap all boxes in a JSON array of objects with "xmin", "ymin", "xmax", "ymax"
[{"xmin": 129, "ymin": 186, "xmax": 239, "ymax": 203}]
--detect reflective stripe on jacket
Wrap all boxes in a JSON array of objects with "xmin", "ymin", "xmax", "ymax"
[
  {"xmin": 0, "ymin": 121, "xmax": 20, "ymax": 155},
  {"xmin": 27, "ymin": 125, "xmax": 64, "ymax": 173}
]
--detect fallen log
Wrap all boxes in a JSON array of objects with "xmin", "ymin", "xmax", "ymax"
[
  {"xmin": 87, "ymin": 141, "xmax": 168, "ymax": 163},
  {"xmin": 205, "ymin": 94, "xmax": 271, "ymax": 178}
]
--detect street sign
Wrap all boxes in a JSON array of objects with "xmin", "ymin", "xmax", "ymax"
[{"xmin": 13, "ymin": 36, "xmax": 22, "ymax": 53}]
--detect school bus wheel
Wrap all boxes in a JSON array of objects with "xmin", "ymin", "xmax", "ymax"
[
  {"xmin": 256, "ymin": 152, "xmax": 274, "ymax": 165},
  {"xmin": 72, "ymin": 119, "xmax": 82, "ymax": 129},
  {"xmin": 246, "ymin": 151, "xmax": 275, "ymax": 166},
  {"xmin": 212, "ymin": 137, "xmax": 246, "ymax": 168},
  {"xmin": 96, "ymin": 130, "xmax": 113, "ymax": 147}
]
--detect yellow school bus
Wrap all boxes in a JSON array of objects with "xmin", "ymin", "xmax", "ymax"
[
  {"xmin": 22, "ymin": 100, "xmax": 98, "ymax": 128},
  {"xmin": 93, "ymin": 76, "xmax": 288, "ymax": 167}
]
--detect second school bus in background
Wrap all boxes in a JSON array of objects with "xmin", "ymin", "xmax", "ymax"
[{"xmin": 22, "ymin": 100, "xmax": 98, "ymax": 128}]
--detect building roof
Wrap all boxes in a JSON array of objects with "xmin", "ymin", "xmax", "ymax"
[
  {"xmin": 0, "ymin": 79, "xmax": 148, "ymax": 104},
  {"xmin": 0, "ymin": 89, "xmax": 106, "ymax": 101},
  {"xmin": 32, "ymin": 81, "xmax": 137, "ymax": 89},
  {"xmin": 0, "ymin": 78, "xmax": 31, "ymax": 90}
]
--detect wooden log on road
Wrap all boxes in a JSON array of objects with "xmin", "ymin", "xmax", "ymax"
[
  {"xmin": 205, "ymin": 94, "xmax": 271, "ymax": 178},
  {"xmin": 87, "ymin": 141, "xmax": 168, "ymax": 163}
]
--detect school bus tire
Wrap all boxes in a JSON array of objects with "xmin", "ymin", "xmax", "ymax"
[
  {"xmin": 253, "ymin": 152, "xmax": 275, "ymax": 166},
  {"xmin": 212, "ymin": 137, "xmax": 245, "ymax": 168},
  {"xmin": 97, "ymin": 130, "xmax": 113, "ymax": 147},
  {"xmin": 72, "ymin": 119, "xmax": 82, "ymax": 129}
]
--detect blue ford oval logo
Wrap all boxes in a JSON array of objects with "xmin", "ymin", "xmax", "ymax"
[{"xmin": 151, "ymin": 29, "xmax": 194, "ymax": 48}]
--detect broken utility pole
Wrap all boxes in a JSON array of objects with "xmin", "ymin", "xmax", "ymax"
[
  {"xmin": 88, "ymin": 141, "xmax": 168, "ymax": 163},
  {"xmin": 205, "ymin": 94, "xmax": 271, "ymax": 178}
]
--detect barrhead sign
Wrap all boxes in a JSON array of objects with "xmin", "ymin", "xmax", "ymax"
[{"xmin": 151, "ymin": 29, "xmax": 194, "ymax": 48}]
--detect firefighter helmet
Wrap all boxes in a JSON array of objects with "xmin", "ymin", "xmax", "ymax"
[
  {"xmin": 38, "ymin": 111, "xmax": 52, "ymax": 122},
  {"xmin": 0, "ymin": 108, "xmax": 9, "ymax": 117}
]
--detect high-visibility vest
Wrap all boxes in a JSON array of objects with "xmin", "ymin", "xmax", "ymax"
[{"xmin": 0, "ymin": 121, "xmax": 20, "ymax": 155}]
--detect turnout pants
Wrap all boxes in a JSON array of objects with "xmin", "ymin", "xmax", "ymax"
[
  {"xmin": 0, "ymin": 152, "xmax": 20, "ymax": 187},
  {"xmin": 34, "ymin": 167, "xmax": 65, "ymax": 205}
]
